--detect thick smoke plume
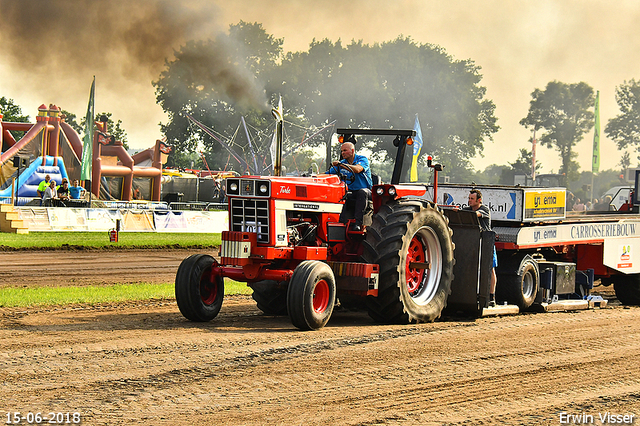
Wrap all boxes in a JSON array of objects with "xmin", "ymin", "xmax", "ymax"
[{"xmin": 0, "ymin": 0, "xmax": 267, "ymax": 110}]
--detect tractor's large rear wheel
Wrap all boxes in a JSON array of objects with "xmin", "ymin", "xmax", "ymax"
[
  {"xmin": 363, "ymin": 200, "xmax": 454, "ymax": 323},
  {"xmin": 250, "ymin": 280, "xmax": 288, "ymax": 315},
  {"xmin": 287, "ymin": 260, "xmax": 336, "ymax": 330},
  {"xmin": 175, "ymin": 254, "xmax": 224, "ymax": 321}
]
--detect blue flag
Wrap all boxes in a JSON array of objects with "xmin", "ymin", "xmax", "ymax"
[{"xmin": 410, "ymin": 114, "xmax": 423, "ymax": 182}]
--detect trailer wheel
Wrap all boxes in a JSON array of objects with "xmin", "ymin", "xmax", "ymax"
[
  {"xmin": 363, "ymin": 200, "xmax": 454, "ymax": 324},
  {"xmin": 498, "ymin": 255, "xmax": 539, "ymax": 310},
  {"xmin": 614, "ymin": 274, "xmax": 640, "ymax": 305},
  {"xmin": 250, "ymin": 280, "xmax": 288, "ymax": 315},
  {"xmin": 287, "ymin": 261, "xmax": 336, "ymax": 330},
  {"xmin": 175, "ymin": 254, "xmax": 224, "ymax": 322}
]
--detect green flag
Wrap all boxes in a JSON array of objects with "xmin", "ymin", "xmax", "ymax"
[
  {"xmin": 80, "ymin": 77, "xmax": 95, "ymax": 181},
  {"xmin": 592, "ymin": 90, "xmax": 600, "ymax": 173}
]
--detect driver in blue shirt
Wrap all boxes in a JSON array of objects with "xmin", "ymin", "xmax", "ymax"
[{"xmin": 327, "ymin": 142, "xmax": 372, "ymax": 231}]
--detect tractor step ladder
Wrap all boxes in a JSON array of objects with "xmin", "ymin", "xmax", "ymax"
[
  {"xmin": 481, "ymin": 304, "xmax": 520, "ymax": 317},
  {"xmin": 541, "ymin": 298, "xmax": 608, "ymax": 312},
  {"xmin": 0, "ymin": 204, "xmax": 29, "ymax": 234}
]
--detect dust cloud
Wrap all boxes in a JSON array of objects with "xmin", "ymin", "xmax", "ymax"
[
  {"xmin": 0, "ymin": 1, "xmax": 216, "ymax": 83},
  {"xmin": 0, "ymin": 0, "xmax": 267, "ymax": 141}
]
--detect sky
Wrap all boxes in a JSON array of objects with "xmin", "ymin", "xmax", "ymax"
[{"xmin": 0, "ymin": 0, "xmax": 638, "ymax": 174}]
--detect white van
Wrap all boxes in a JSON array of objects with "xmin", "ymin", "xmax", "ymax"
[{"xmin": 600, "ymin": 186, "xmax": 632, "ymax": 210}]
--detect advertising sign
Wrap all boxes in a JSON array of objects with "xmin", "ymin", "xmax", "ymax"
[
  {"xmin": 154, "ymin": 211, "xmax": 228, "ymax": 233},
  {"xmin": 17, "ymin": 208, "xmax": 52, "ymax": 231},
  {"xmin": 423, "ymin": 185, "xmax": 521, "ymax": 221},
  {"xmin": 523, "ymin": 189, "xmax": 566, "ymax": 220},
  {"xmin": 122, "ymin": 211, "xmax": 155, "ymax": 231},
  {"xmin": 86, "ymin": 209, "xmax": 122, "ymax": 231},
  {"xmin": 48, "ymin": 208, "xmax": 89, "ymax": 231},
  {"xmin": 423, "ymin": 185, "xmax": 566, "ymax": 222},
  {"xmin": 604, "ymin": 237, "xmax": 640, "ymax": 273}
]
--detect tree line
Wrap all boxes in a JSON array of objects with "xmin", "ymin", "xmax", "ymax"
[
  {"xmin": 3, "ymin": 20, "xmax": 640, "ymax": 193},
  {"xmin": 152, "ymin": 21, "xmax": 499, "ymax": 178},
  {"xmin": 151, "ymin": 21, "xmax": 640, "ymax": 187}
]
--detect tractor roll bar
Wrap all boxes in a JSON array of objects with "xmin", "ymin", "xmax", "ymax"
[
  {"xmin": 336, "ymin": 129, "xmax": 416, "ymax": 137},
  {"xmin": 336, "ymin": 128, "xmax": 416, "ymax": 185}
]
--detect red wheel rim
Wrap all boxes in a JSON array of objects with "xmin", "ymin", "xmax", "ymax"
[
  {"xmin": 200, "ymin": 268, "xmax": 218, "ymax": 305},
  {"xmin": 313, "ymin": 279, "xmax": 330, "ymax": 313},
  {"xmin": 406, "ymin": 236, "xmax": 426, "ymax": 295}
]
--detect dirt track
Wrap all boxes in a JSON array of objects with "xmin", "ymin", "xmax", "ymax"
[
  {"xmin": 0, "ymin": 249, "xmax": 209, "ymax": 288},
  {"xmin": 1, "ymin": 250, "xmax": 640, "ymax": 425}
]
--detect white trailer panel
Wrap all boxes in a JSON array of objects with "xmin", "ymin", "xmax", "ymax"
[{"xmin": 495, "ymin": 219, "xmax": 640, "ymax": 274}]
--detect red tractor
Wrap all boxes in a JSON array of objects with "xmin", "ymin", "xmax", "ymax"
[{"xmin": 175, "ymin": 129, "xmax": 488, "ymax": 330}]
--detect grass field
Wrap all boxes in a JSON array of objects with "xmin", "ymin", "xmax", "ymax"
[
  {"xmin": 0, "ymin": 232, "xmax": 221, "ymax": 248},
  {"xmin": 0, "ymin": 231, "xmax": 248, "ymax": 308},
  {"xmin": 0, "ymin": 280, "xmax": 251, "ymax": 308}
]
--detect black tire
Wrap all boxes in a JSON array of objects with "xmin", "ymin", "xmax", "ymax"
[
  {"xmin": 337, "ymin": 294, "xmax": 366, "ymax": 311},
  {"xmin": 175, "ymin": 254, "xmax": 224, "ymax": 322},
  {"xmin": 250, "ymin": 280, "xmax": 288, "ymax": 315},
  {"xmin": 496, "ymin": 254, "xmax": 539, "ymax": 310},
  {"xmin": 362, "ymin": 200, "xmax": 455, "ymax": 324},
  {"xmin": 614, "ymin": 274, "xmax": 640, "ymax": 305},
  {"xmin": 287, "ymin": 260, "xmax": 336, "ymax": 330}
]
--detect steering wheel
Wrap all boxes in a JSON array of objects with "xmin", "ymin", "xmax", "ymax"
[{"xmin": 332, "ymin": 163, "xmax": 355, "ymax": 185}]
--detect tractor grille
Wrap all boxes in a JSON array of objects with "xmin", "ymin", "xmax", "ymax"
[{"xmin": 230, "ymin": 198, "xmax": 269, "ymax": 243}]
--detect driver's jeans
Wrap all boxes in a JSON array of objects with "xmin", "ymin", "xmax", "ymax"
[{"xmin": 339, "ymin": 188, "xmax": 371, "ymax": 226}]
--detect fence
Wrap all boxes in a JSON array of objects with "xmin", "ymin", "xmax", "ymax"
[{"xmin": 15, "ymin": 207, "xmax": 229, "ymax": 233}]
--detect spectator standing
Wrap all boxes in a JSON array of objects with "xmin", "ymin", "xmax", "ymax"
[
  {"xmin": 566, "ymin": 192, "xmax": 576, "ymax": 211},
  {"xmin": 595, "ymin": 195, "xmax": 613, "ymax": 211},
  {"xmin": 572, "ymin": 198, "xmax": 586, "ymax": 211},
  {"xmin": 218, "ymin": 179, "xmax": 226, "ymax": 203},
  {"xmin": 463, "ymin": 189, "xmax": 497, "ymax": 307},
  {"xmin": 37, "ymin": 174, "xmax": 51, "ymax": 204},
  {"xmin": 57, "ymin": 179, "xmax": 70, "ymax": 202},
  {"xmin": 42, "ymin": 180, "xmax": 57, "ymax": 207},
  {"xmin": 69, "ymin": 180, "xmax": 86, "ymax": 200}
]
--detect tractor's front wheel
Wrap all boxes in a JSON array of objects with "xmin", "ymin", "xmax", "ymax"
[
  {"xmin": 287, "ymin": 261, "xmax": 336, "ymax": 330},
  {"xmin": 363, "ymin": 200, "xmax": 454, "ymax": 324},
  {"xmin": 175, "ymin": 254, "xmax": 224, "ymax": 321}
]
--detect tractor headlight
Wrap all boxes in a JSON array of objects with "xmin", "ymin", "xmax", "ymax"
[
  {"xmin": 388, "ymin": 186, "xmax": 396, "ymax": 196},
  {"xmin": 227, "ymin": 180, "xmax": 239, "ymax": 195},
  {"xmin": 227, "ymin": 178, "xmax": 269, "ymax": 197},
  {"xmin": 256, "ymin": 180, "xmax": 270, "ymax": 197},
  {"xmin": 376, "ymin": 187, "xmax": 385, "ymax": 196}
]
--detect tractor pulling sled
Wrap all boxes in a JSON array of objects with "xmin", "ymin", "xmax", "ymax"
[{"xmin": 175, "ymin": 128, "xmax": 640, "ymax": 330}]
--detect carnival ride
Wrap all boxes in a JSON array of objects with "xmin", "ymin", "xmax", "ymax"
[{"xmin": 0, "ymin": 104, "xmax": 167, "ymax": 204}]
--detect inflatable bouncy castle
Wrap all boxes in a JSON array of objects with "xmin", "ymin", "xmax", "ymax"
[{"xmin": 0, "ymin": 104, "xmax": 168, "ymax": 204}]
